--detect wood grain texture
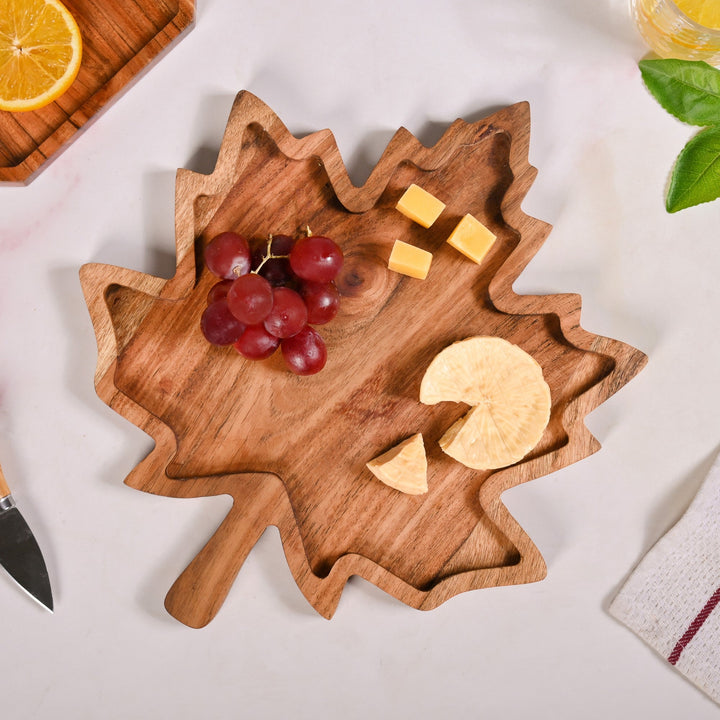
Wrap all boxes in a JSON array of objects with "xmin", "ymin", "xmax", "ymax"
[
  {"xmin": 0, "ymin": 464, "xmax": 9, "ymax": 499},
  {"xmin": 80, "ymin": 91, "xmax": 648, "ymax": 628},
  {"xmin": 0, "ymin": 0, "xmax": 195, "ymax": 184}
]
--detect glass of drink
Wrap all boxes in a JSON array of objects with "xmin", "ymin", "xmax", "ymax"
[{"xmin": 632, "ymin": 0, "xmax": 720, "ymax": 63}]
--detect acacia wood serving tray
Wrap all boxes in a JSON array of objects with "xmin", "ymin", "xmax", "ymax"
[
  {"xmin": 0, "ymin": 0, "xmax": 195, "ymax": 184},
  {"xmin": 80, "ymin": 91, "xmax": 647, "ymax": 628}
]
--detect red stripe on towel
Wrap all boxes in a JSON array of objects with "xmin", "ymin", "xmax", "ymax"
[{"xmin": 668, "ymin": 586, "xmax": 720, "ymax": 666}]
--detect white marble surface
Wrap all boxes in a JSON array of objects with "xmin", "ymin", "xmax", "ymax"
[{"xmin": 1, "ymin": 0, "xmax": 719, "ymax": 717}]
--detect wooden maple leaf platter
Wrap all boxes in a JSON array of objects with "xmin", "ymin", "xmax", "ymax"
[{"xmin": 80, "ymin": 91, "xmax": 647, "ymax": 628}]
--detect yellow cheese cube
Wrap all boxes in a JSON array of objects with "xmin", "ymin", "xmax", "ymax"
[
  {"xmin": 388, "ymin": 240, "xmax": 432, "ymax": 280},
  {"xmin": 395, "ymin": 184, "xmax": 445, "ymax": 228},
  {"xmin": 446, "ymin": 214, "xmax": 496, "ymax": 265}
]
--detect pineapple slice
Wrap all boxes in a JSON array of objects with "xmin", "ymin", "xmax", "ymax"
[
  {"xmin": 366, "ymin": 434, "xmax": 428, "ymax": 495},
  {"xmin": 420, "ymin": 337, "xmax": 551, "ymax": 470}
]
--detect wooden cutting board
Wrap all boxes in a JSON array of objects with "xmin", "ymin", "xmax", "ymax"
[
  {"xmin": 0, "ymin": 0, "xmax": 195, "ymax": 184},
  {"xmin": 80, "ymin": 91, "xmax": 647, "ymax": 628}
]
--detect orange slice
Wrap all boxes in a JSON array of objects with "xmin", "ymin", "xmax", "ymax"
[
  {"xmin": 420, "ymin": 337, "xmax": 551, "ymax": 470},
  {"xmin": 674, "ymin": 0, "xmax": 720, "ymax": 29},
  {"xmin": 0, "ymin": 0, "xmax": 82, "ymax": 112},
  {"xmin": 366, "ymin": 434, "xmax": 428, "ymax": 495}
]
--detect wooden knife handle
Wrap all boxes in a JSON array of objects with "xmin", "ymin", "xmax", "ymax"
[{"xmin": 0, "ymin": 463, "xmax": 9, "ymax": 498}]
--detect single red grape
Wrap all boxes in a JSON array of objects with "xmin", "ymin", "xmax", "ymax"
[
  {"xmin": 251, "ymin": 234, "xmax": 295, "ymax": 266},
  {"xmin": 227, "ymin": 273, "xmax": 274, "ymax": 325},
  {"xmin": 281, "ymin": 326, "xmax": 327, "ymax": 375},
  {"xmin": 207, "ymin": 279, "xmax": 234, "ymax": 304},
  {"xmin": 205, "ymin": 232, "xmax": 252, "ymax": 280},
  {"xmin": 200, "ymin": 300, "xmax": 245, "ymax": 346},
  {"xmin": 234, "ymin": 324, "xmax": 280, "ymax": 360},
  {"xmin": 301, "ymin": 281, "xmax": 340, "ymax": 325},
  {"xmin": 289, "ymin": 235, "xmax": 343, "ymax": 283},
  {"xmin": 263, "ymin": 287, "xmax": 308, "ymax": 338},
  {"xmin": 251, "ymin": 234, "xmax": 296, "ymax": 286}
]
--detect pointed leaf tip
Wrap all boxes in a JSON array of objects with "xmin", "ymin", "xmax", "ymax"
[
  {"xmin": 639, "ymin": 58, "xmax": 720, "ymax": 126},
  {"xmin": 666, "ymin": 126, "xmax": 720, "ymax": 212}
]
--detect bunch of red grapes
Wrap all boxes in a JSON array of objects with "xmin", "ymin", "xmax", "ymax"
[{"xmin": 200, "ymin": 230, "xmax": 343, "ymax": 375}]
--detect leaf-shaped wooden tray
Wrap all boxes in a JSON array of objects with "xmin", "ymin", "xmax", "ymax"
[{"xmin": 80, "ymin": 91, "xmax": 647, "ymax": 628}]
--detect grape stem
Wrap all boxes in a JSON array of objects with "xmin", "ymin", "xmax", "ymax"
[{"xmin": 251, "ymin": 234, "xmax": 290, "ymax": 274}]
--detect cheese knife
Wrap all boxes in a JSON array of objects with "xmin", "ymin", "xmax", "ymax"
[{"xmin": 0, "ymin": 463, "xmax": 53, "ymax": 611}]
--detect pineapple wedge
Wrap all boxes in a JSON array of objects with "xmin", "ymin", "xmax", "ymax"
[
  {"xmin": 420, "ymin": 337, "xmax": 551, "ymax": 470},
  {"xmin": 367, "ymin": 434, "xmax": 428, "ymax": 495}
]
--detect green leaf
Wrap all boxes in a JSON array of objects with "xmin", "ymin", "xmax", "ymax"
[
  {"xmin": 667, "ymin": 126, "xmax": 720, "ymax": 212},
  {"xmin": 639, "ymin": 59, "xmax": 720, "ymax": 127}
]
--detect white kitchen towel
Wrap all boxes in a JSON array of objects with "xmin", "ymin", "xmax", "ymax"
[{"xmin": 609, "ymin": 454, "xmax": 720, "ymax": 705}]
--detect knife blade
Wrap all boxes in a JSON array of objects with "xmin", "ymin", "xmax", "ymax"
[{"xmin": 0, "ymin": 463, "xmax": 53, "ymax": 612}]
